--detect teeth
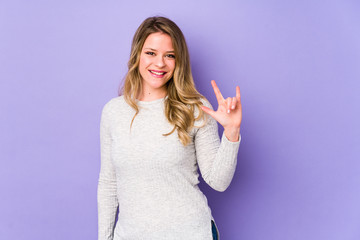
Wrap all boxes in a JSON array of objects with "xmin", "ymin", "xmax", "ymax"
[{"xmin": 150, "ymin": 70, "xmax": 165, "ymax": 75}]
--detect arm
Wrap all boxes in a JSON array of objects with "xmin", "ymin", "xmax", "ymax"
[
  {"xmin": 97, "ymin": 101, "xmax": 119, "ymax": 240},
  {"xmin": 194, "ymin": 99, "xmax": 241, "ymax": 192}
]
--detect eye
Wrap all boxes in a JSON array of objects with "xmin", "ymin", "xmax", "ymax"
[
  {"xmin": 145, "ymin": 51, "xmax": 155, "ymax": 56},
  {"xmin": 167, "ymin": 54, "xmax": 175, "ymax": 59}
]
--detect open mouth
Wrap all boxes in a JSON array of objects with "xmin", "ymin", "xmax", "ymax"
[{"xmin": 149, "ymin": 70, "xmax": 167, "ymax": 76}]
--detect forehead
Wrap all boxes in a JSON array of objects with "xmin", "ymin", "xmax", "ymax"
[{"xmin": 143, "ymin": 32, "xmax": 174, "ymax": 51}]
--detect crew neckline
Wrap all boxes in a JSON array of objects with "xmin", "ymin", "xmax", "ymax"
[{"xmin": 136, "ymin": 95, "xmax": 168, "ymax": 105}]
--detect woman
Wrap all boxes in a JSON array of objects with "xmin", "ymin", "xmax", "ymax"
[{"xmin": 98, "ymin": 16, "xmax": 242, "ymax": 240}]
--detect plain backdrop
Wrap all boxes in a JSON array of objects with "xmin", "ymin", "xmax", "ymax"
[{"xmin": 1, "ymin": 0, "xmax": 359, "ymax": 239}]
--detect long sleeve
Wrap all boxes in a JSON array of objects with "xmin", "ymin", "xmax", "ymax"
[
  {"xmin": 97, "ymin": 101, "xmax": 119, "ymax": 240},
  {"xmin": 194, "ymin": 99, "xmax": 241, "ymax": 192}
]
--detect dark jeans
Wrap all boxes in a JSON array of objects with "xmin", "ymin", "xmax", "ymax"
[{"xmin": 211, "ymin": 220, "xmax": 219, "ymax": 240}]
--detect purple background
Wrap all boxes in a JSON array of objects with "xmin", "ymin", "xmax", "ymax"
[{"xmin": 1, "ymin": 0, "xmax": 359, "ymax": 239}]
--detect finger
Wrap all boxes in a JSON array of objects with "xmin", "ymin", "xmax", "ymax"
[
  {"xmin": 236, "ymin": 86, "xmax": 241, "ymax": 102},
  {"xmin": 211, "ymin": 80, "xmax": 225, "ymax": 104},
  {"xmin": 231, "ymin": 97, "xmax": 236, "ymax": 109},
  {"xmin": 226, "ymin": 97, "xmax": 231, "ymax": 113}
]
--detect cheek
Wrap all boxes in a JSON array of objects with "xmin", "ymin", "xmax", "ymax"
[
  {"xmin": 167, "ymin": 60, "xmax": 176, "ymax": 72},
  {"xmin": 139, "ymin": 56, "xmax": 150, "ymax": 70}
]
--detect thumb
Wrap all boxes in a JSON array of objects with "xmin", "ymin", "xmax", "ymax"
[{"xmin": 201, "ymin": 105, "xmax": 216, "ymax": 118}]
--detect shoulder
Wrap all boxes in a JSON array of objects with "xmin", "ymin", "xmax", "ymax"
[
  {"xmin": 193, "ymin": 97, "xmax": 215, "ymax": 127},
  {"xmin": 194, "ymin": 97, "xmax": 214, "ymax": 117},
  {"xmin": 101, "ymin": 95, "xmax": 126, "ymax": 115},
  {"xmin": 199, "ymin": 97, "xmax": 214, "ymax": 110}
]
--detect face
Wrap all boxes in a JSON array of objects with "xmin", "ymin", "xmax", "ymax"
[{"xmin": 138, "ymin": 32, "xmax": 175, "ymax": 98}]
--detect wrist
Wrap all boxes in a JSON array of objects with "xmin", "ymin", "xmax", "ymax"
[{"xmin": 224, "ymin": 127, "xmax": 240, "ymax": 142}]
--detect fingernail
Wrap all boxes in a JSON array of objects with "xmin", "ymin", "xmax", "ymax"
[
  {"xmin": 232, "ymin": 105, "xmax": 235, "ymax": 109},
  {"xmin": 227, "ymin": 109, "xmax": 230, "ymax": 113}
]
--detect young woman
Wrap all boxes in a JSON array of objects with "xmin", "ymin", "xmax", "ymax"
[{"xmin": 97, "ymin": 16, "xmax": 242, "ymax": 240}]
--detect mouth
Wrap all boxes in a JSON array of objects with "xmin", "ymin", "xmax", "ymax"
[{"xmin": 149, "ymin": 69, "xmax": 167, "ymax": 77}]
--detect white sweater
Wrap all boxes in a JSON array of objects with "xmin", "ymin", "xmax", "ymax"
[{"xmin": 97, "ymin": 95, "xmax": 241, "ymax": 240}]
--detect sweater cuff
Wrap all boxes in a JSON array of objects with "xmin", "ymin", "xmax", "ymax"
[
  {"xmin": 219, "ymin": 131, "xmax": 241, "ymax": 166},
  {"xmin": 222, "ymin": 131, "xmax": 241, "ymax": 144}
]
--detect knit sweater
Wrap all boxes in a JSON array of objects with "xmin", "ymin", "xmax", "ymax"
[{"xmin": 97, "ymin": 95, "xmax": 241, "ymax": 240}]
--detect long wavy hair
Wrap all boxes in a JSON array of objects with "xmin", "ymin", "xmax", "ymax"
[{"xmin": 118, "ymin": 16, "xmax": 209, "ymax": 146}]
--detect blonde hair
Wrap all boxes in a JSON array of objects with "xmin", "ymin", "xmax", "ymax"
[{"xmin": 118, "ymin": 16, "xmax": 209, "ymax": 146}]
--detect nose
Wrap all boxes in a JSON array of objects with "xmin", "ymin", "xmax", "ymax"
[{"xmin": 155, "ymin": 55, "xmax": 165, "ymax": 68}]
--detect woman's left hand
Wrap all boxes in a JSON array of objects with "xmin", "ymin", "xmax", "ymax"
[{"xmin": 201, "ymin": 80, "xmax": 242, "ymax": 141}]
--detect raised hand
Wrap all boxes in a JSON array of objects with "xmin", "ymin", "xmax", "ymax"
[{"xmin": 200, "ymin": 80, "xmax": 242, "ymax": 142}]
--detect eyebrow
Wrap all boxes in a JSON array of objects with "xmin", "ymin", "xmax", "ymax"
[{"xmin": 144, "ymin": 47, "xmax": 175, "ymax": 53}]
